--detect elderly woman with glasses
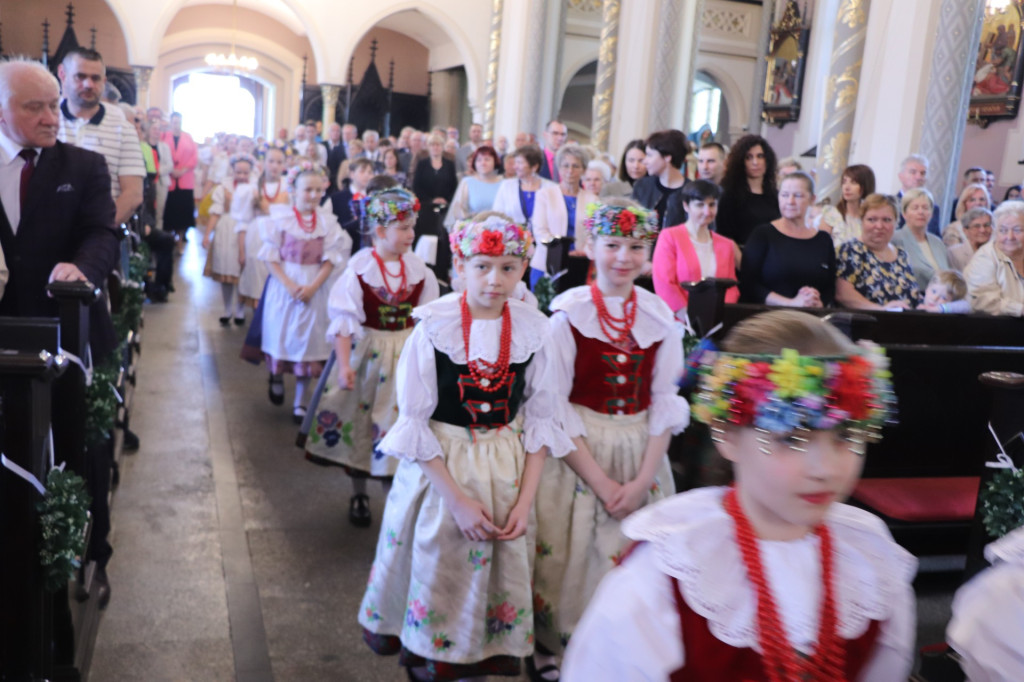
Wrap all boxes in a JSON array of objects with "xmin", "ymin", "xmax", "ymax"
[
  {"xmin": 948, "ymin": 207, "xmax": 993, "ymax": 272},
  {"xmin": 891, "ymin": 188, "xmax": 951, "ymax": 292},
  {"xmin": 964, "ymin": 200, "xmax": 1024, "ymax": 316}
]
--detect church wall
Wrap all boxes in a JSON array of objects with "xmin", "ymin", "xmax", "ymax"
[
  {"xmin": 959, "ymin": 118, "xmax": 1024, "ymax": 201},
  {"xmin": 350, "ymin": 28, "xmax": 430, "ymax": 96},
  {"xmin": 0, "ymin": 0, "xmax": 130, "ymax": 68}
]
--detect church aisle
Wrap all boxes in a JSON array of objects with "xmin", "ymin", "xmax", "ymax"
[{"xmin": 89, "ymin": 238, "xmax": 421, "ymax": 681}]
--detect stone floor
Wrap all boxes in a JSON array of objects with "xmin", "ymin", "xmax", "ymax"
[{"xmin": 89, "ymin": 235, "xmax": 960, "ymax": 681}]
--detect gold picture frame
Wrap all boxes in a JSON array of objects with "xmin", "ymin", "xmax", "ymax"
[{"xmin": 762, "ymin": 0, "xmax": 811, "ymax": 127}]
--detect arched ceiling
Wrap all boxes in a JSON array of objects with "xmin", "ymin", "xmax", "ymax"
[
  {"xmin": 374, "ymin": 9, "xmax": 455, "ymax": 52},
  {"xmin": 180, "ymin": 0, "xmax": 306, "ymax": 35}
]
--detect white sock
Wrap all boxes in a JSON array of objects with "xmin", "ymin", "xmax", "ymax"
[
  {"xmin": 220, "ymin": 282, "xmax": 235, "ymax": 317},
  {"xmin": 294, "ymin": 377, "xmax": 309, "ymax": 409}
]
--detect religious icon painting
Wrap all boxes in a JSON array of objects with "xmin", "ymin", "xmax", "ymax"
[
  {"xmin": 969, "ymin": 1, "xmax": 1024, "ymax": 128},
  {"xmin": 761, "ymin": 0, "xmax": 811, "ymax": 127}
]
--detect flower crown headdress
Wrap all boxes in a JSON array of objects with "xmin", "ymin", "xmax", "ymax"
[
  {"xmin": 584, "ymin": 202, "xmax": 659, "ymax": 243},
  {"xmin": 449, "ymin": 214, "xmax": 534, "ymax": 260},
  {"xmin": 229, "ymin": 153, "xmax": 257, "ymax": 170},
  {"xmin": 284, "ymin": 160, "xmax": 326, "ymax": 192},
  {"xmin": 689, "ymin": 343, "xmax": 895, "ymax": 436},
  {"xmin": 366, "ymin": 187, "xmax": 421, "ymax": 227}
]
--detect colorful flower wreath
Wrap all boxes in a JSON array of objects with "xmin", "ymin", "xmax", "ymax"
[
  {"xmin": 449, "ymin": 214, "xmax": 534, "ymax": 260},
  {"xmin": 583, "ymin": 202, "xmax": 659, "ymax": 243},
  {"xmin": 690, "ymin": 345, "xmax": 895, "ymax": 434},
  {"xmin": 228, "ymin": 153, "xmax": 257, "ymax": 169},
  {"xmin": 285, "ymin": 160, "xmax": 327, "ymax": 192},
  {"xmin": 365, "ymin": 187, "xmax": 421, "ymax": 227}
]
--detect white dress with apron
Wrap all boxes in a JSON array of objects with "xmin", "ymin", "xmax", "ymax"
[{"xmin": 206, "ymin": 180, "xmax": 257, "ymax": 283}]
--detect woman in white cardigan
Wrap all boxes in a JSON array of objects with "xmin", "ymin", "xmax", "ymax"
[
  {"xmin": 492, "ymin": 144, "xmax": 566, "ymax": 286},
  {"xmin": 964, "ymin": 200, "xmax": 1024, "ymax": 317}
]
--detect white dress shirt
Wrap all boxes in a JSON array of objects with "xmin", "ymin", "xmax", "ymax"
[{"xmin": 0, "ymin": 127, "xmax": 41, "ymax": 234}]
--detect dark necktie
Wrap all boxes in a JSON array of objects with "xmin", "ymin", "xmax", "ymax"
[{"xmin": 19, "ymin": 148, "xmax": 37, "ymax": 209}]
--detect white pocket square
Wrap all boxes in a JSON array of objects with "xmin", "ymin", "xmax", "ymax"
[{"xmin": 56, "ymin": 183, "xmax": 74, "ymax": 192}]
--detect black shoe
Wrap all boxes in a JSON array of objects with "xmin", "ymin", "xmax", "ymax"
[
  {"xmin": 268, "ymin": 376, "xmax": 284, "ymax": 405},
  {"xmin": 525, "ymin": 654, "xmax": 561, "ymax": 682},
  {"xmin": 233, "ymin": 316, "xmax": 246, "ymax": 326},
  {"xmin": 349, "ymin": 494, "xmax": 371, "ymax": 527},
  {"xmin": 122, "ymin": 428, "xmax": 140, "ymax": 452},
  {"xmin": 94, "ymin": 567, "xmax": 111, "ymax": 610},
  {"xmin": 218, "ymin": 316, "xmax": 231, "ymax": 327},
  {"xmin": 167, "ymin": 282, "xmax": 176, "ymax": 293},
  {"xmin": 292, "ymin": 406, "xmax": 307, "ymax": 425}
]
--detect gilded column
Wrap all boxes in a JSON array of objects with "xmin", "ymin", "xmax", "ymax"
[
  {"xmin": 132, "ymin": 66, "xmax": 153, "ymax": 108},
  {"xmin": 919, "ymin": 0, "xmax": 986, "ymax": 225},
  {"xmin": 591, "ymin": 0, "xmax": 620, "ymax": 151},
  {"xmin": 483, "ymin": 0, "xmax": 503, "ymax": 140},
  {"xmin": 321, "ymin": 84, "xmax": 341, "ymax": 129},
  {"xmin": 815, "ymin": 0, "xmax": 871, "ymax": 205}
]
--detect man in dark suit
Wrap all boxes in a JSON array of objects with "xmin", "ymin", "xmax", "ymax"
[
  {"xmin": 0, "ymin": 58, "xmax": 119, "ymax": 609},
  {"xmin": 321, "ymin": 121, "xmax": 347, "ymax": 184},
  {"xmin": 538, "ymin": 119, "xmax": 568, "ymax": 182}
]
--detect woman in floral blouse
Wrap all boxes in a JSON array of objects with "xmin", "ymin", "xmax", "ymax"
[{"xmin": 835, "ymin": 193, "xmax": 921, "ymax": 310}]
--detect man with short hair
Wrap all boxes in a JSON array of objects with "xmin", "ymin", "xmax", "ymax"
[
  {"xmin": 896, "ymin": 154, "xmax": 939, "ymax": 234},
  {"xmin": 951, "ymin": 166, "xmax": 987, "ymax": 220},
  {"xmin": 986, "ymin": 169, "xmax": 997, "ymax": 208},
  {"xmin": 57, "ymin": 47, "xmax": 145, "ymax": 226},
  {"xmin": 361, "ymin": 129, "xmax": 383, "ymax": 170},
  {"xmin": 697, "ymin": 142, "xmax": 726, "ymax": 185},
  {"xmin": 446, "ymin": 126, "xmax": 459, "ymax": 143},
  {"xmin": 322, "ymin": 122, "xmax": 347, "ymax": 183},
  {"xmin": 633, "ymin": 129, "xmax": 688, "ymax": 229},
  {"xmin": 456, "ymin": 122, "xmax": 483, "ymax": 175},
  {"xmin": 539, "ymin": 119, "xmax": 568, "ymax": 181},
  {"xmin": 341, "ymin": 123, "xmax": 358, "ymax": 158}
]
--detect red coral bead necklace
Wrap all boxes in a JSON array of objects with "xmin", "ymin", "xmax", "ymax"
[
  {"xmin": 293, "ymin": 207, "xmax": 317, "ymax": 234},
  {"xmin": 723, "ymin": 487, "xmax": 846, "ymax": 682},
  {"xmin": 460, "ymin": 291, "xmax": 513, "ymax": 394},
  {"xmin": 590, "ymin": 280, "xmax": 637, "ymax": 347},
  {"xmin": 372, "ymin": 248, "xmax": 407, "ymax": 297}
]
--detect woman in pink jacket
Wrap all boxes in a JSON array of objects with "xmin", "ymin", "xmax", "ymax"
[
  {"xmin": 652, "ymin": 180, "xmax": 739, "ymax": 317},
  {"xmin": 161, "ymin": 112, "xmax": 199, "ymax": 244}
]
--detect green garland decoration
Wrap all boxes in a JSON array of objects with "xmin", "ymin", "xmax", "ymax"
[
  {"xmin": 980, "ymin": 468, "xmax": 1024, "ymax": 539},
  {"xmin": 83, "ymin": 358, "xmax": 121, "ymax": 447},
  {"xmin": 534, "ymin": 275, "xmax": 556, "ymax": 316},
  {"xmin": 37, "ymin": 467, "xmax": 91, "ymax": 592}
]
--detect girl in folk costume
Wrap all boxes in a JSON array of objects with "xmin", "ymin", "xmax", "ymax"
[
  {"xmin": 530, "ymin": 199, "xmax": 689, "ymax": 680},
  {"xmin": 203, "ymin": 154, "xmax": 257, "ymax": 325},
  {"xmin": 304, "ymin": 188, "xmax": 440, "ymax": 527},
  {"xmin": 259, "ymin": 161, "xmax": 352, "ymax": 423},
  {"xmin": 359, "ymin": 214, "xmax": 573, "ymax": 681},
  {"xmin": 562, "ymin": 310, "xmax": 917, "ymax": 682},
  {"xmin": 237, "ymin": 146, "xmax": 289, "ymax": 308}
]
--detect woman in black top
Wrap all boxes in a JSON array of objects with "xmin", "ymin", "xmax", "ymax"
[
  {"xmin": 412, "ymin": 132, "xmax": 458, "ymax": 280},
  {"xmin": 740, "ymin": 171, "xmax": 836, "ymax": 307},
  {"xmin": 716, "ymin": 134, "xmax": 781, "ymax": 246}
]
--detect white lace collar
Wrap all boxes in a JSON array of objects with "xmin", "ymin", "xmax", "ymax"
[
  {"xmin": 551, "ymin": 285, "xmax": 677, "ymax": 349},
  {"xmin": 413, "ymin": 293, "xmax": 549, "ymax": 363},
  {"xmin": 266, "ymin": 203, "xmax": 337, "ymax": 239},
  {"xmin": 348, "ymin": 247, "xmax": 429, "ymax": 286},
  {"xmin": 622, "ymin": 487, "xmax": 918, "ymax": 651}
]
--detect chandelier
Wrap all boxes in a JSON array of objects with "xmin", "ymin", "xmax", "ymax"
[{"xmin": 205, "ymin": 0, "xmax": 258, "ymax": 73}]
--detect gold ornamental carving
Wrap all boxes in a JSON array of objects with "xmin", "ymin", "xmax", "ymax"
[
  {"xmin": 483, "ymin": 0, "xmax": 503, "ymax": 140},
  {"xmin": 591, "ymin": 0, "xmax": 619, "ymax": 151},
  {"xmin": 820, "ymin": 132, "xmax": 851, "ymax": 174},
  {"xmin": 838, "ymin": 0, "xmax": 866, "ymax": 29}
]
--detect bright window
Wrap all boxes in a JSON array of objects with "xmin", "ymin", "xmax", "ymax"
[
  {"xmin": 172, "ymin": 73, "xmax": 256, "ymax": 141},
  {"xmin": 690, "ymin": 73, "xmax": 722, "ymax": 135}
]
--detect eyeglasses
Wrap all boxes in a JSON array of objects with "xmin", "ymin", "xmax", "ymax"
[{"xmin": 996, "ymin": 226, "xmax": 1024, "ymax": 236}]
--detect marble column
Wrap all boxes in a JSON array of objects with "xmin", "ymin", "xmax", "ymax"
[
  {"xmin": 483, "ymin": 0, "xmax": 503, "ymax": 140},
  {"xmin": 591, "ymin": 0, "xmax": 620, "ymax": 151},
  {"xmin": 132, "ymin": 66, "xmax": 153, "ymax": 108},
  {"xmin": 749, "ymin": 0, "xmax": 776, "ymax": 132},
  {"xmin": 648, "ymin": 0, "xmax": 684, "ymax": 132},
  {"xmin": 918, "ymin": 0, "xmax": 986, "ymax": 223},
  {"xmin": 815, "ymin": 0, "xmax": 872, "ymax": 204},
  {"xmin": 321, "ymin": 84, "xmax": 341, "ymax": 130}
]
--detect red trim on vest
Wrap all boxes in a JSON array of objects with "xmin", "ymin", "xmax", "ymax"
[
  {"xmin": 668, "ymin": 577, "xmax": 881, "ymax": 681},
  {"xmin": 358, "ymin": 275, "xmax": 425, "ymax": 331},
  {"xmin": 568, "ymin": 326, "xmax": 660, "ymax": 415}
]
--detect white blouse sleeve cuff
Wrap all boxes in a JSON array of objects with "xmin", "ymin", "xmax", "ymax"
[
  {"xmin": 256, "ymin": 242, "xmax": 281, "ymax": 263},
  {"xmin": 325, "ymin": 313, "xmax": 364, "ymax": 340},
  {"xmin": 648, "ymin": 394, "xmax": 692, "ymax": 436},
  {"xmin": 377, "ymin": 418, "xmax": 444, "ymax": 462}
]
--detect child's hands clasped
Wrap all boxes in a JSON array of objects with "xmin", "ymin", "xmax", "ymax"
[
  {"xmin": 292, "ymin": 284, "xmax": 315, "ymax": 303},
  {"xmin": 449, "ymin": 495, "xmax": 498, "ymax": 542},
  {"xmin": 605, "ymin": 479, "xmax": 649, "ymax": 520},
  {"xmin": 495, "ymin": 500, "xmax": 531, "ymax": 541}
]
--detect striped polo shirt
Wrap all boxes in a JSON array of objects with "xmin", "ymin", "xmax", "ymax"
[{"xmin": 57, "ymin": 100, "xmax": 146, "ymax": 199}]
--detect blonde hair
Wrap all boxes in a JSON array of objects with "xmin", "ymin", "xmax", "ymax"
[
  {"xmin": 721, "ymin": 310, "xmax": 856, "ymax": 356},
  {"xmin": 901, "ymin": 187, "xmax": 935, "ymax": 214},
  {"xmin": 928, "ymin": 270, "xmax": 967, "ymax": 302},
  {"xmin": 955, "ymin": 183, "xmax": 992, "ymax": 221}
]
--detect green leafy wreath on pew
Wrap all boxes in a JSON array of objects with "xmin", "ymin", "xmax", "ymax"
[
  {"xmin": 37, "ymin": 466, "xmax": 91, "ymax": 592},
  {"xmin": 980, "ymin": 469, "xmax": 1024, "ymax": 539}
]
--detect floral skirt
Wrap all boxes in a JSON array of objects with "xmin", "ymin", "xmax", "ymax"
[
  {"xmin": 532, "ymin": 404, "xmax": 675, "ymax": 655},
  {"xmin": 359, "ymin": 419, "xmax": 535, "ymax": 671},
  {"xmin": 305, "ymin": 328, "xmax": 410, "ymax": 477},
  {"xmin": 204, "ymin": 214, "xmax": 240, "ymax": 283}
]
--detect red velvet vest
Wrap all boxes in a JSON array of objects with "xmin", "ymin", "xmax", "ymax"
[
  {"xmin": 669, "ymin": 577, "xmax": 881, "ymax": 681},
  {"xmin": 358, "ymin": 275, "xmax": 425, "ymax": 331},
  {"xmin": 567, "ymin": 326, "xmax": 660, "ymax": 416}
]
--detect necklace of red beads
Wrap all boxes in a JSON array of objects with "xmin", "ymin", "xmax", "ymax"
[
  {"xmin": 590, "ymin": 280, "xmax": 637, "ymax": 348},
  {"xmin": 293, "ymin": 207, "xmax": 317, "ymax": 234},
  {"xmin": 723, "ymin": 487, "xmax": 845, "ymax": 682},
  {"xmin": 372, "ymin": 249, "xmax": 407, "ymax": 298},
  {"xmin": 460, "ymin": 291, "xmax": 513, "ymax": 394},
  {"xmin": 263, "ymin": 179, "xmax": 281, "ymax": 202}
]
